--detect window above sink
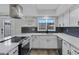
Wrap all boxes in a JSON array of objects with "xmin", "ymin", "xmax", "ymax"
[{"xmin": 37, "ymin": 16, "xmax": 56, "ymax": 31}]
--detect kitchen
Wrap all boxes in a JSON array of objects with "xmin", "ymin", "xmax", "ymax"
[{"xmin": 0, "ymin": 4, "xmax": 79, "ymax": 55}]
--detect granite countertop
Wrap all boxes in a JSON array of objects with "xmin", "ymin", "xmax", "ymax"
[
  {"xmin": 0, "ymin": 39, "xmax": 19, "ymax": 54},
  {"xmin": 55, "ymin": 33, "xmax": 79, "ymax": 50},
  {"xmin": 0, "ymin": 36, "xmax": 29, "ymax": 54},
  {"xmin": 15, "ymin": 33, "xmax": 79, "ymax": 49}
]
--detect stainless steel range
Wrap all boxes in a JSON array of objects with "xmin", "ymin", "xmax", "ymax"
[{"xmin": 11, "ymin": 36, "xmax": 30, "ymax": 55}]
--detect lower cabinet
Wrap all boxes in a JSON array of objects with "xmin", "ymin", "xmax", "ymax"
[
  {"xmin": 31, "ymin": 35, "xmax": 79, "ymax": 55},
  {"xmin": 31, "ymin": 36, "xmax": 40, "ymax": 48},
  {"xmin": 8, "ymin": 46, "xmax": 18, "ymax": 55},
  {"xmin": 71, "ymin": 46, "xmax": 79, "ymax": 55},
  {"xmin": 62, "ymin": 40, "xmax": 79, "ymax": 55},
  {"xmin": 31, "ymin": 35, "xmax": 57, "ymax": 49},
  {"xmin": 62, "ymin": 40, "xmax": 71, "ymax": 55}
]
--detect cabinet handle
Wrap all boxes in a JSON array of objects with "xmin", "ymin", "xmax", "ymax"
[{"xmin": 74, "ymin": 50, "xmax": 79, "ymax": 54}]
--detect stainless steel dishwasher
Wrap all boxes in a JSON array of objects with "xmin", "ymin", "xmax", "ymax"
[{"xmin": 57, "ymin": 37, "xmax": 62, "ymax": 55}]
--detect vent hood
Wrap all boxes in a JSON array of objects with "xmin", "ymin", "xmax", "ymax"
[{"xmin": 10, "ymin": 4, "xmax": 23, "ymax": 19}]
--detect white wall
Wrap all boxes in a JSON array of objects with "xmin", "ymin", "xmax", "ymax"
[
  {"xmin": 0, "ymin": 4, "xmax": 9, "ymax": 15},
  {"xmin": 11, "ymin": 16, "xmax": 58, "ymax": 35}
]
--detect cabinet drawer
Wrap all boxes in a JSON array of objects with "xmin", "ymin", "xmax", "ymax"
[{"xmin": 8, "ymin": 46, "xmax": 18, "ymax": 55}]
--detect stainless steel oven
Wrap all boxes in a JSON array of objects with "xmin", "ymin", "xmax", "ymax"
[
  {"xmin": 11, "ymin": 36, "xmax": 30, "ymax": 55},
  {"xmin": 21, "ymin": 42, "xmax": 30, "ymax": 55},
  {"xmin": 21, "ymin": 37, "xmax": 30, "ymax": 55}
]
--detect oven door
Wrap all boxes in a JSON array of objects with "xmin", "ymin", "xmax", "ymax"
[{"xmin": 21, "ymin": 42, "xmax": 30, "ymax": 55}]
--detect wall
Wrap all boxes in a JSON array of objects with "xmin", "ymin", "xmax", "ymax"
[
  {"xmin": 0, "ymin": 4, "xmax": 9, "ymax": 15},
  {"xmin": 63, "ymin": 27, "xmax": 79, "ymax": 38},
  {"xmin": 58, "ymin": 5, "xmax": 79, "ymax": 38},
  {"xmin": 11, "ymin": 16, "xmax": 58, "ymax": 35}
]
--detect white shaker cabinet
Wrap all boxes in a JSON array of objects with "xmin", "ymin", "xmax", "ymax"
[
  {"xmin": 62, "ymin": 40, "xmax": 71, "ymax": 55},
  {"xmin": 46, "ymin": 36, "xmax": 57, "ymax": 48},
  {"xmin": 39, "ymin": 35, "xmax": 57, "ymax": 49},
  {"xmin": 0, "ymin": 16, "xmax": 11, "ymax": 38},
  {"xmin": 63, "ymin": 12, "xmax": 70, "ymax": 27},
  {"xmin": 31, "ymin": 35, "xmax": 57, "ymax": 49},
  {"xmin": 8, "ymin": 46, "xmax": 18, "ymax": 55},
  {"xmin": 58, "ymin": 15, "xmax": 64, "ymax": 27},
  {"xmin": 31, "ymin": 35, "xmax": 40, "ymax": 48},
  {"xmin": 70, "ymin": 7, "xmax": 79, "ymax": 27},
  {"xmin": 39, "ymin": 37, "xmax": 47, "ymax": 48},
  {"xmin": 71, "ymin": 46, "xmax": 79, "ymax": 55}
]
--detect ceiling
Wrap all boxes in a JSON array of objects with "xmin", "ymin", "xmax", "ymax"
[
  {"xmin": 36, "ymin": 4, "xmax": 59, "ymax": 10},
  {"xmin": 21, "ymin": 4, "xmax": 74, "ymax": 16}
]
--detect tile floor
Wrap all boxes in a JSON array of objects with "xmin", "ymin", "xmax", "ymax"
[{"xmin": 30, "ymin": 49, "xmax": 58, "ymax": 55}]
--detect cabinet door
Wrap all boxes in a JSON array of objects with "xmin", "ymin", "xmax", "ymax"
[
  {"xmin": 47, "ymin": 37, "xmax": 57, "ymax": 48},
  {"xmin": 62, "ymin": 40, "xmax": 71, "ymax": 55},
  {"xmin": 71, "ymin": 46, "xmax": 79, "ymax": 55},
  {"xmin": 8, "ymin": 46, "xmax": 18, "ymax": 55},
  {"xmin": 70, "ymin": 7, "xmax": 79, "ymax": 27},
  {"xmin": 70, "ymin": 11, "xmax": 77, "ymax": 26},
  {"xmin": 39, "ymin": 35, "xmax": 57, "ymax": 49},
  {"xmin": 63, "ymin": 12, "xmax": 69, "ymax": 27},
  {"xmin": 39, "ymin": 36, "xmax": 47, "ymax": 48},
  {"xmin": 31, "ymin": 36, "xmax": 40, "ymax": 48},
  {"xmin": 40, "ymin": 39, "xmax": 47, "ymax": 48},
  {"xmin": 58, "ymin": 16, "xmax": 64, "ymax": 27}
]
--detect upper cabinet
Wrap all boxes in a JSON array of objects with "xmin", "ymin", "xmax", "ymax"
[
  {"xmin": 63, "ymin": 12, "xmax": 70, "ymax": 27},
  {"xmin": 58, "ymin": 11, "xmax": 70, "ymax": 27},
  {"xmin": 0, "ymin": 4, "xmax": 9, "ymax": 15},
  {"xmin": 70, "ymin": 7, "xmax": 79, "ymax": 27},
  {"xmin": 58, "ymin": 5, "xmax": 79, "ymax": 27},
  {"xmin": 0, "ymin": 16, "xmax": 11, "ymax": 38},
  {"xmin": 58, "ymin": 15, "xmax": 64, "ymax": 27}
]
